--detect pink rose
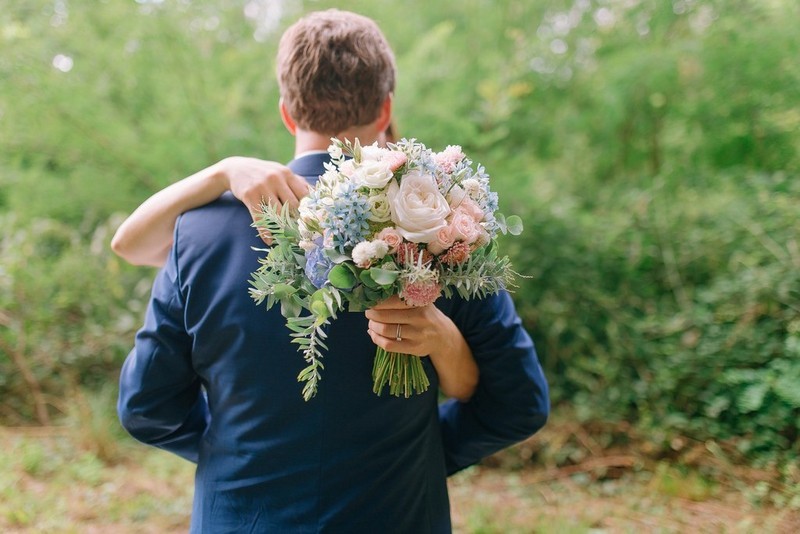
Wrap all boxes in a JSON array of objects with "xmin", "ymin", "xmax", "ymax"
[
  {"xmin": 375, "ymin": 227, "xmax": 403, "ymax": 251},
  {"xmin": 458, "ymin": 197, "xmax": 485, "ymax": 222},
  {"xmin": 450, "ymin": 209, "xmax": 481, "ymax": 244},
  {"xmin": 427, "ymin": 224, "xmax": 457, "ymax": 255}
]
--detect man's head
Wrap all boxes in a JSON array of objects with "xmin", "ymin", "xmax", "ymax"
[{"xmin": 277, "ymin": 9, "xmax": 396, "ymax": 136}]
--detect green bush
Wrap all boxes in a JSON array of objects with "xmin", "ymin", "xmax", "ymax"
[
  {"xmin": 0, "ymin": 214, "xmax": 148, "ymax": 423},
  {"xmin": 510, "ymin": 169, "xmax": 800, "ymax": 461},
  {"xmin": 1, "ymin": 0, "xmax": 799, "ymax": 466}
]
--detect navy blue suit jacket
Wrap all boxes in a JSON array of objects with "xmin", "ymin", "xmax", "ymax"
[{"xmin": 118, "ymin": 152, "xmax": 549, "ymax": 533}]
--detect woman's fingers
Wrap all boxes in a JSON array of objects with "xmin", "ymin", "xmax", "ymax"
[{"xmin": 367, "ymin": 319, "xmax": 407, "ymax": 340}]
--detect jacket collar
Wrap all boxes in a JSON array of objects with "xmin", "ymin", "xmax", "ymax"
[{"xmin": 288, "ymin": 152, "xmax": 332, "ymax": 185}]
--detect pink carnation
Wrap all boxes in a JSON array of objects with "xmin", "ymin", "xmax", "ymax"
[
  {"xmin": 400, "ymin": 279, "xmax": 442, "ymax": 307},
  {"xmin": 395, "ymin": 242, "xmax": 433, "ymax": 266},
  {"xmin": 383, "ymin": 151, "xmax": 408, "ymax": 172},
  {"xmin": 440, "ymin": 241, "xmax": 471, "ymax": 266},
  {"xmin": 434, "ymin": 145, "xmax": 465, "ymax": 174}
]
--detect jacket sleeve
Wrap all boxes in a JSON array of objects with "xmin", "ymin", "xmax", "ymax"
[
  {"xmin": 117, "ymin": 237, "xmax": 208, "ymax": 463},
  {"xmin": 439, "ymin": 291, "xmax": 549, "ymax": 475}
]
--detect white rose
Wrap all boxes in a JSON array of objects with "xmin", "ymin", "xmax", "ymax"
[
  {"xmin": 387, "ymin": 170, "xmax": 451, "ymax": 243},
  {"xmin": 353, "ymin": 160, "xmax": 394, "ymax": 189},
  {"xmin": 367, "ymin": 193, "xmax": 392, "ymax": 222},
  {"xmin": 360, "ymin": 144, "xmax": 387, "ymax": 161},
  {"xmin": 338, "ymin": 160, "xmax": 356, "ymax": 178}
]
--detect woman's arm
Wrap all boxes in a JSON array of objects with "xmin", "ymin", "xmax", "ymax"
[
  {"xmin": 111, "ymin": 157, "xmax": 310, "ymax": 267},
  {"xmin": 365, "ymin": 296, "xmax": 479, "ymax": 401}
]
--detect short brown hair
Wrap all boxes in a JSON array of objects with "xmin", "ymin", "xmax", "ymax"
[{"xmin": 277, "ymin": 10, "xmax": 396, "ymax": 135}]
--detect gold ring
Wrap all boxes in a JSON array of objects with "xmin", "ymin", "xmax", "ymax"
[{"xmin": 395, "ymin": 323, "xmax": 402, "ymax": 342}]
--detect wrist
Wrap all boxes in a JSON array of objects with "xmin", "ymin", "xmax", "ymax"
[
  {"xmin": 428, "ymin": 310, "xmax": 458, "ymax": 361},
  {"xmin": 208, "ymin": 158, "xmax": 232, "ymax": 195}
]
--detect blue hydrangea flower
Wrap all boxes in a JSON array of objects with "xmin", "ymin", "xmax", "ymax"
[
  {"xmin": 304, "ymin": 238, "xmax": 334, "ymax": 289},
  {"xmin": 320, "ymin": 182, "xmax": 371, "ymax": 253}
]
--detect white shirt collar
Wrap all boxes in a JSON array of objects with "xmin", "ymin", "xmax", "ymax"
[{"xmin": 293, "ymin": 149, "xmax": 329, "ymax": 160}]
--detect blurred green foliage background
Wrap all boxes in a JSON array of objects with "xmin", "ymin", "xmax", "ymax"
[{"xmin": 1, "ymin": 0, "xmax": 798, "ymax": 468}]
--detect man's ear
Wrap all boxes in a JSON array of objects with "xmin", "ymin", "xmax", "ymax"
[
  {"xmin": 375, "ymin": 94, "xmax": 393, "ymax": 135},
  {"xmin": 279, "ymin": 99, "xmax": 297, "ymax": 135}
]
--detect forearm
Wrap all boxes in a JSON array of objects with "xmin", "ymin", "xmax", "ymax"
[
  {"xmin": 439, "ymin": 292, "xmax": 550, "ymax": 475},
  {"xmin": 111, "ymin": 162, "xmax": 228, "ymax": 266},
  {"xmin": 428, "ymin": 313, "xmax": 479, "ymax": 401}
]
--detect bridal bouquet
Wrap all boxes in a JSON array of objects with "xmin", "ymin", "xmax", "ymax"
[{"xmin": 249, "ymin": 138, "xmax": 522, "ymax": 401}]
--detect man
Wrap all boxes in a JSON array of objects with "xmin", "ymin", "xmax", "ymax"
[{"xmin": 118, "ymin": 9, "xmax": 548, "ymax": 533}]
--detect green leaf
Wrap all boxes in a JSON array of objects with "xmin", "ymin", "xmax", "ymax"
[
  {"xmin": 738, "ymin": 383, "xmax": 769, "ymax": 413},
  {"xmin": 360, "ymin": 269, "xmax": 380, "ymax": 289},
  {"xmin": 505, "ymin": 215, "xmax": 523, "ymax": 235},
  {"xmin": 368, "ymin": 267, "xmax": 399, "ymax": 286},
  {"xmin": 495, "ymin": 212, "xmax": 507, "ymax": 234},
  {"xmin": 774, "ymin": 376, "xmax": 800, "ymax": 408},
  {"xmin": 280, "ymin": 297, "xmax": 303, "ymax": 318},
  {"xmin": 272, "ymin": 283, "xmax": 298, "ymax": 299},
  {"xmin": 324, "ymin": 248, "xmax": 351, "ymax": 264},
  {"xmin": 328, "ymin": 264, "xmax": 357, "ymax": 289},
  {"xmin": 310, "ymin": 299, "xmax": 329, "ymax": 319}
]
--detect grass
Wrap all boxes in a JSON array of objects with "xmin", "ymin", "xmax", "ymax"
[
  {"xmin": 1, "ymin": 408, "xmax": 799, "ymax": 533},
  {"xmin": 0, "ymin": 426, "xmax": 193, "ymax": 533}
]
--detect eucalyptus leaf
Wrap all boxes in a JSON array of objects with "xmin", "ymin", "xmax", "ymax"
[
  {"xmin": 280, "ymin": 297, "xmax": 302, "ymax": 318},
  {"xmin": 272, "ymin": 283, "xmax": 298, "ymax": 299},
  {"xmin": 328, "ymin": 264, "xmax": 357, "ymax": 289},
  {"xmin": 505, "ymin": 215, "xmax": 523, "ymax": 235},
  {"xmin": 359, "ymin": 269, "xmax": 379, "ymax": 289},
  {"xmin": 324, "ymin": 248, "xmax": 351, "ymax": 264},
  {"xmin": 368, "ymin": 267, "xmax": 399, "ymax": 286},
  {"xmin": 310, "ymin": 300, "xmax": 329, "ymax": 319},
  {"xmin": 495, "ymin": 212, "xmax": 507, "ymax": 234}
]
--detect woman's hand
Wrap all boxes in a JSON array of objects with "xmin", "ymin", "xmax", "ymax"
[
  {"xmin": 365, "ymin": 295, "xmax": 479, "ymax": 401},
  {"xmin": 217, "ymin": 157, "xmax": 311, "ymax": 243}
]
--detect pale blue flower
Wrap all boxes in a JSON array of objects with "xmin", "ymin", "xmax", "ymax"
[
  {"xmin": 320, "ymin": 181, "xmax": 371, "ymax": 253},
  {"xmin": 304, "ymin": 238, "xmax": 334, "ymax": 289}
]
